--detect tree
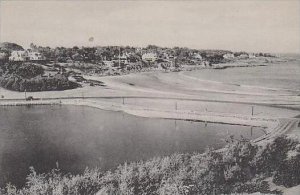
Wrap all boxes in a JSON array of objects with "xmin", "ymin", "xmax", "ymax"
[
  {"xmin": 30, "ymin": 43, "xmax": 38, "ymax": 51},
  {"xmin": 72, "ymin": 53, "xmax": 83, "ymax": 61},
  {"xmin": 0, "ymin": 52, "xmax": 9, "ymax": 65}
]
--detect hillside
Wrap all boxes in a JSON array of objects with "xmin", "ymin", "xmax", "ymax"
[{"xmin": 0, "ymin": 42, "xmax": 24, "ymax": 51}]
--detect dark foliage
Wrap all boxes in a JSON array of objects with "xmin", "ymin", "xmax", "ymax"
[
  {"xmin": 0, "ymin": 42, "xmax": 24, "ymax": 51},
  {"xmin": 2, "ymin": 135, "xmax": 299, "ymax": 195},
  {"xmin": 0, "ymin": 63, "xmax": 79, "ymax": 92}
]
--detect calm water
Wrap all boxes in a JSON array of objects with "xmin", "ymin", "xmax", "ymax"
[
  {"xmin": 184, "ymin": 56, "xmax": 300, "ymax": 90},
  {"xmin": 0, "ymin": 105, "xmax": 264, "ymax": 187}
]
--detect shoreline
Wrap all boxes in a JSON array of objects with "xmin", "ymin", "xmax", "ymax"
[
  {"xmin": 0, "ymin": 98, "xmax": 285, "ymax": 141},
  {"xmin": 0, "ymin": 98, "xmax": 276, "ymax": 128},
  {"xmin": 62, "ymin": 99, "xmax": 300, "ymax": 144}
]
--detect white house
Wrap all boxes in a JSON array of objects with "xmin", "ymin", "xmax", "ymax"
[
  {"xmin": 9, "ymin": 50, "xmax": 45, "ymax": 62},
  {"xmin": 28, "ymin": 51, "xmax": 45, "ymax": 61},
  {"xmin": 9, "ymin": 51, "xmax": 29, "ymax": 61},
  {"xmin": 142, "ymin": 53, "xmax": 157, "ymax": 62},
  {"xmin": 119, "ymin": 54, "xmax": 129, "ymax": 63},
  {"xmin": 238, "ymin": 54, "xmax": 249, "ymax": 59},
  {"xmin": 248, "ymin": 53, "xmax": 256, "ymax": 58},
  {"xmin": 193, "ymin": 53, "xmax": 202, "ymax": 60},
  {"xmin": 103, "ymin": 60, "xmax": 114, "ymax": 67},
  {"xmin": 223, "ymin": 53, "xmax": 235, "ymax": 59},
  {"xmin": 112, "ymin": 53, "xmax": 128, "ymax": 65}
]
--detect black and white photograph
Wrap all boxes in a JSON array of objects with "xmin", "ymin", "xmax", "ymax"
[{"xmin": 0, "ymin": 0, "xmax": 300, "ymax": 194}]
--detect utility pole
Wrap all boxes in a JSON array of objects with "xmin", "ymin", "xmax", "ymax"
[
  {"xmin": 122, "ymin": 97, "xmax": 125, "ymax": 105},
  {"xmin": 119, "ymin": 46, "xmax": 121, "ymax": 68},
  {"xmin": 174, "ymin": 101, "xmax": 178, "ymax": 130},
  {"xmin": 251, "ymin": 106, "xmax": 254, "ymax": 116}
]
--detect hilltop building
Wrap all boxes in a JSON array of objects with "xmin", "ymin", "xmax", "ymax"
[
  {"xmin": 28, "ymin": 51, "xmax": 45, "ymax": 61},
  {"xmin": 9, "ymin": 50, "xmax": 45, "ymax": 62},
  {"xmin": 112, "ymin": 53, "xmax": 128, "ymax": 65},
  {"xmin": 248, "ymin": 53, "xmax": 256, "ymax": 58},
  {"xmin": 237, "ymin": 53, "xmax": 249, "ymax": 59},
  {"xmin": 223, "ymin": 53, "xmax": 235, "ymax": 59},
  {"xmin": 142, "ymin": 53, "xmax": 157, "ymax": 62},
  {"xmin": 9, "ymin": 51, "xmax": 29, "ymax": 61},
  {"xmin": 193, "ymin": 53, "xmax": 202, "ymax": 60}
]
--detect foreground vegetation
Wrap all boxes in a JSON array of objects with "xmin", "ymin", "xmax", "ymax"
[{"xmin": 2, "ymin": 135, "xmax": 300, "ymax": 195}]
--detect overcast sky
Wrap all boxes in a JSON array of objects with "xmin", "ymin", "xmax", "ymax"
[{"xmin": 0, "ymin": 0, "xmax": 299, "ymax": 53}]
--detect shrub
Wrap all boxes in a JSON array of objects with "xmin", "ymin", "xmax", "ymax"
[
  {"xmin": 14, "ymin": 63, "xmax": 44, "ymax": 78},
  {"xmin": 272, "ymin": 136, "xmax": 300, "ymax": 187},
  {"xmin": 1, "ymin": 136, "xmax": 299, "ymax": 194},
  {"xmin": 0, "ymin": 74, "xmax": 79, "ymax": 92},
  {"xmin": 0, "ymin": 62, "xmax": 80, "ymax": 92}
]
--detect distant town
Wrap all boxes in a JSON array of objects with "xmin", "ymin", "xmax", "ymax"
[{"xmin": 0, "ymin": 42, "xmax": 275, "ymax": 92}]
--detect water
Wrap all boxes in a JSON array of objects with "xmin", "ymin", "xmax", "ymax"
[
  {"xmin": 0, "ymin": 105, "xmax": 264, "ymax": 187},
  {"xmin": 184, "ymin": 55, "xmax": 300, "ymax": 91}
]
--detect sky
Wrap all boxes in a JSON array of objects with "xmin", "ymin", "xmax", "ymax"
[{"xmin": 0, "ymin": 0, "xmax": 299, "ymax": 53}]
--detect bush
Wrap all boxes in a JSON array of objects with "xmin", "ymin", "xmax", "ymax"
[
  {"xmin": 0, "ymin": 75, "xmax": 79, "ymax": 92},
  {"xmin": 273, "ymin": 154, "xmax": 300, "ymax": 187},
  {"xmin": 272, "ymin": 136, "xmax": 300, "ymax": 187},
  {"xmin": 14, "ymin": 63, "xmax": 44, "ymax": 78},
  {"xmin": 2, "ymin": 136, "xmax": 299, "ymax": 194},
  {"xmin": 0, "ymin": 62, "xmax": 80, "ymax": 92}
]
